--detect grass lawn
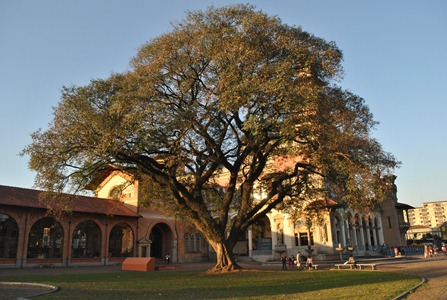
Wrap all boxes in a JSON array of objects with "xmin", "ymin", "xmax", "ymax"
[{"xmin": 5, "ymin": 269, "xmax": 420, "ymax": 299}]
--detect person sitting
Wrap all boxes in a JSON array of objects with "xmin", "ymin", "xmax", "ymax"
[
  {"xmin": 165, "ymin": 252, "xmax": 171, "ymax": 264},
  {"xmin": 344, "ymin": 255, "xmax": 357, "ymax": 269},
  {"xmin": 306, "ymin": 256, "xmax": 313, "ymax": 270}
]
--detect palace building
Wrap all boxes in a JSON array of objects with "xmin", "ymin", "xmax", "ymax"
[{"xmin": 1, "ymin": 170, "xmax": 411, "ymax": 268}]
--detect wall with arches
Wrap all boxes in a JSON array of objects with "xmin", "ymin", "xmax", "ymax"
[
  {"xmin": 330, "ymin": 209, "xmax": 384, "ymax": 255},
  {"xmin": 93, "ymin": 170, "xmax": 210, "ymax": 264},
  {"xmin": 0, "ymin": 205, "xmax": 138, "ymax": 268}
]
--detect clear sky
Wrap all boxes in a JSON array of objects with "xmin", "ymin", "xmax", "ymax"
[{"xmin": 1, "ymin": 0, "xmax": 446, "ymax": 208}]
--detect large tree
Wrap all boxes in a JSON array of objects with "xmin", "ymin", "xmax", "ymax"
[{"xmin": 23, "ymin": 5, "xmax": 399, "ymax": 271}]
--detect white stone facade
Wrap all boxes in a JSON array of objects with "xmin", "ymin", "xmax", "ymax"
[{"xmin": 235, "ymin": 207, "xmax": 386, "ymax": 262}]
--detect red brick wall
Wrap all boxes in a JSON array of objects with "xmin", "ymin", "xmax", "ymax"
[{"xmin": 0, "ymin": 205, "xmax": 139, "ymax": 268}]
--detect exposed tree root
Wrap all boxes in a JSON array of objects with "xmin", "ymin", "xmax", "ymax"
[{"xmin": 208, "ymin": 262, "xmax": 242, "ymax": 273}]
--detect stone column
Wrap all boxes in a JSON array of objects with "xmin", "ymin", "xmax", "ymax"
[
  {"xmin": 358, "ymin": 217, "xmax": 366, "ymax": 252},
  {"xmin": 171, "ymin": 240, "xmax": 177, "ymax": 263},
  {"xmin": 376, "ymin": 217, "xmax": 384, "ymax": 246},
  {"xmin": 340, "ymin": 216, "xmax": 347, "ymax": 247},
  {"xmin": 371, "ymin": 222, "xmax": 378, "ymax": 250},
  {"xmin": 351, "ymin": 225, "xmax": 358, "ymax": 250},
  {"xmin": 365, "ymin": 221, "xmax": 372, "ymax": 251},
  {"xmin": 271, "ymin": 226, "xmax": 278, "ymax": 257},
  {"xmin": 248, "ymin": 226, "xmax": 253, "ymax": 258}
]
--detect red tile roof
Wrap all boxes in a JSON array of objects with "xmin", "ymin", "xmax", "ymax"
[
  {"xmin": 307, "ymin": 198, "xmax": 340, "ymax": 208},
  {"xmin": 0, "ymin": 185, "xmax": 140, "ymax": 218}
]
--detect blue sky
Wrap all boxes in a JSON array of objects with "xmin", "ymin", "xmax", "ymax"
[{"xmin": 1, "ymin": 0, "xmax": 446, "ymax": 208}]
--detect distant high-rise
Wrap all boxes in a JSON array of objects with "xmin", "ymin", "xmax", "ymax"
[{"xmin": 408, "ymin": 201, "xmax": 447, "ymax": 227}]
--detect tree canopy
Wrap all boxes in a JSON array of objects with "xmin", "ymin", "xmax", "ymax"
[{"xmin": 22, "ymin": 4, "xmax": 399, "ymax": 271}]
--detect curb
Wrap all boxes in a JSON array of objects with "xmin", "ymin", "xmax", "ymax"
[
  {"xmin": 0, "ymin": 282, "xmax": 59, "ymax": 299},
  {"xmin": 392, "ymin": 275, "xmax": 426, "ymax": 300}
]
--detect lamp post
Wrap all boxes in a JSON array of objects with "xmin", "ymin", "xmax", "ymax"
[
  {"xmin": 347, "ymin": 244, "xmax": 354, "ymax": 256},
  {"xmin": 336, "ymin": 243, "xmax": 344, "ymax": 261}
]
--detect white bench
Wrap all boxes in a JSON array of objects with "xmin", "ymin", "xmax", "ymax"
[
  {"xmin": 299, "ymin": 263, "xmax": 319, "ymax": 270},
  {"xmin": 334, "ymin": 264, "xmax": 356, "ymax": 270},
  {"xmin": 296, "ymin": 264, "xmax": 318, "ymax": 270},
  {"xmin": 357, "ymin": 264, "xmax": 377, "ymax": 270}
]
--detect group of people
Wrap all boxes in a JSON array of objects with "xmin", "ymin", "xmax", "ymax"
[
  {"xmin": 424, "ymin": 244, "xmax": 447, "ymax": 258},
  {"xmin": 281, "ymin": 251, "xmax": 313, "ymax": 270}
]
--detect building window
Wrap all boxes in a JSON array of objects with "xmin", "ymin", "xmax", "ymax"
[
  {"xmin": 299, "ymin": 232, "xmax": 314, "ymax": 246},
  {"xmin": 184, "ymin": 234, "xmax": 190, "ymax": 253},
  {"xmin": 109, "ymin": 223, "xmax": 134, "ymax": 257},
  {"xmin": 195, "ymin": 234, "xmax": 201, "ymax": 251},
  {"xmin": 189, "ymin": 234, "xmax": 195, "ymax": 252},
  {"xmin": 387, "ymin": 217, "xmax": 392, "ymax": 228},
  {"xmin": 109, "ymin": 186, "xmax": 123, "ymax": 199},
  {"xmin": 184, "ymin": 233, "xmax": 202, "ymax": 253},
  {"xmin": 72, "ymin": 220, "xmax": 101, "ymax": 258},
  {"xmin": 28, "ymin": 217, "xmax": 64, "ymax": 259},
  {"xmin": 0, "ymin": 214, "xmax": 19, "ymax": 258}
]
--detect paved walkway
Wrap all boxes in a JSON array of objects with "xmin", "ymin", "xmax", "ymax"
[
  {"xmin": 378, "ymin": 256, "xmax": 447, "ymax": 300},
  {"xmin": 1, "ymin": 256, "xmax": 447, "ymax": 299}
]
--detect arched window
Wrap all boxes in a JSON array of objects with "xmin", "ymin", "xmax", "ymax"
[
  {"xmin": 109, "ymin": 185, "xmax": 132, "ymax": 199},
  {"xmin": 72, "ymin": 220, "xmax": 101, "ymax": 258},
  {"xmin": 184, "ymin": 233, "xmax": 202, "ymax": 253},
  {"xmin": 195, "ymin": 233, "xmax": 201, "ymax": 252},
  {"xmin": 27, "ymin": 217, "xmax": 63, "ymax": 259},
  {"xmin": 184, "ymin": 234, "xmax": 190, "ymax": 253},
  {"xmin": 109, "ymin": 186, "xmax": 122, "ymax": 199},
  {"xmin": 189, "ymin": 233, "xmax": 195, "ymax": 252},
  {"xmin": 109, "ymin": 223, "xmax": 133, "ymax": 257},
  {"xmin": 0, "ymin": 214, "xmax": 19, "ymax": 258}
]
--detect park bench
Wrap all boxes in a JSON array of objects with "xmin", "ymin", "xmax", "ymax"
[
  {"xmin": 357, "ymin": 263, "xmax": 377, "ymax": 270},
  {"xmin": 303, "ymin": 265, "xmax": 319, "ymax": 270},
  {"xmin": 334, "ymin": 263, "xmax": 377, "ymax": 270},
  {"xmin": 298, "ymin": 263, "xmax": 319, "ymax": 270},
  {"xmin": 334, "ymin": 264, "xmax": 356, "ymax": 270}
]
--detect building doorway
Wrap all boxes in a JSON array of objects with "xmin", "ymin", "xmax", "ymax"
[{"xmin": 149, "ymin": 223, "xmax": 172, "ymax": 259}]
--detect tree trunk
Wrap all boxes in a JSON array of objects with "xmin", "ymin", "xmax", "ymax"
[{"xmin": 209, "ymin": 241, "xmax": 241, "ymax": 272}]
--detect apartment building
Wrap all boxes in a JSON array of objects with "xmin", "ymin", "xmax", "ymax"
[{"xmin": 408, "ymin": 201, "xmax": 447, "ymax": 227}]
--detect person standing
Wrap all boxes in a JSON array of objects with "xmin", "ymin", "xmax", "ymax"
[
  {"xmin": 296, "ymin": 251, "xmax": 302, "ymax": 269},
  {"xmin": 281, "ymin": 252, "xmax": 287, "ymax": 270}
]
